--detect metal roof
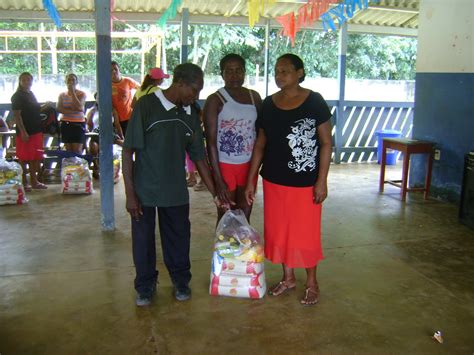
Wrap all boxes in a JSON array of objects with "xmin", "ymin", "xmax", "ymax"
[{"xmin": 0, "ymin": 0, "xmax": 419, "ymax": 36}]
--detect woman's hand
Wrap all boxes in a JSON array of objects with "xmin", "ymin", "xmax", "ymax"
[
  {"xmin": 313, "ymin": 180, "xmax": 328, "ymax": 204},
  {"xmin": 21, "ymin": 131, "xmax": 29, "ymax": 142},
  {"xmin": 214, "ymin": 177, "xmax": 232, "ymax": 208},
  {"xmin": 244, "ymin": 183, "xmax": 256, "ymax": 206}
]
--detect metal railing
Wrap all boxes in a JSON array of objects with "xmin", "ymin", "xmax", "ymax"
[{"xmin": 1, "ymin": 100, "xmax": 414, "ymax": 163}]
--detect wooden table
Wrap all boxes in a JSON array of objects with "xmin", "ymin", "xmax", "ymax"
[{"xmin": 379, "ymin": 138, "xmax": 435, "ymax": 201}]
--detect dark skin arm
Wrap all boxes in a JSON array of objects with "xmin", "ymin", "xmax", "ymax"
[
  {"xmin": 13, "ymin": 110, "xmax": 29, "ymax": 142},
  {"xmin": 85, "ymin": 106, "xmax": 97, "ymax": 132},
  {"xmin": 194, "ymin": 159, "xmax": 219, "ymax": 204},
  {"xmin": 122, "ymin": 147, "xmax": 142, "ymax": 220},
  {"xmin": 313, "ymin": 120, "xmax": 332, "ymax": 204},
  {"xmin": 244, "ymin": 128, "xmax": 266, "ymax": 205},
  {"xmin": 203, "ymin": 93, "xmax": 230, "ymax": 204}
]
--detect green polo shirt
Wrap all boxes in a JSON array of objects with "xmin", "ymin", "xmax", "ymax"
[{"xmin": 123, "ymin": 90, "xmax": 205, "ymax": 207}]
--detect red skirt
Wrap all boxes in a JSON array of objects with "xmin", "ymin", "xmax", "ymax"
[
  {"xmin": 16, "ymin": 132, "xmax": 44, "ymax": 161},
  {"xmin": 263, "ymin": 179, "xmax": 324, "ymax": 268}
]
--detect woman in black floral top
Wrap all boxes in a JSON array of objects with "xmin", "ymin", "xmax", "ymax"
[{"xmin": 245, "ymin": 54, "xmax": 332, "ymax": 306}]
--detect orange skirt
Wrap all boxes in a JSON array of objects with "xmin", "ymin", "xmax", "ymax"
[{"xmin": 263, "ymin": 179, "xmax": 324, "ymax": 268}]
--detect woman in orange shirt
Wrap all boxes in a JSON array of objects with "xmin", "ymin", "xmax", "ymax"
[{"xmin": 111, "ymin": 61, "xmax": 140, "ymax": 137}]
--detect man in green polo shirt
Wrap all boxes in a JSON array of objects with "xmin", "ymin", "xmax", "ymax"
[{"xmin": 123, "ymin": 63, "xmax": 221, "ymax": 307}]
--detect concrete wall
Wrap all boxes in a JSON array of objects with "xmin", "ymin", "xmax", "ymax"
[{"xmin": 412, "ymin": 0, "xmax": 474, "ymax": 202}]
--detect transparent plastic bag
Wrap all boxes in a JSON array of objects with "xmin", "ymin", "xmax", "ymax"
[
  {"xmin": 213, "ymin": 209, "xmax": 264, "ymax": 263},
  {"xmin": 61, "ymin": 157, "xmax": 93, "ymax": 194},
  {"xmin": 0, "ymin": 159, "xmax": 28, "ymax": 205},
  {"xmin": 210, "ymin": 209, "xmax": 266, "ymax": 299},
  {"xmin": 113, "ymin": 146, "xmax": 121, "ymax": 184}
]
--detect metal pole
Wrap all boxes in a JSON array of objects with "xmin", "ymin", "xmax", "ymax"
[
  {"xmin": 95, "ymin": 0, "xmax": 115, "ymax": 231},
  {"xmin": 264, "ymin": 19, "xmax": 270, "ymax": 97},
  {"xmin": 180, "ymin": 8, "xmax": 189, "ymax": 63},
  {"xmin": 335, "ymin": 22, "xmax": 348, "ymax": 164}
]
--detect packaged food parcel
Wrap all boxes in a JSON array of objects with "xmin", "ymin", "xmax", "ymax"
[
  {"xmin": 0, "ymin": 159, "xmax": 27, "ymax": 205},
  {"xmin": 209, "ymin": 209, "xmax": 266, "ymax": 299},
  {"xmin": 61, "ymin": 156, "xmax": 93, "ymax": 194}
]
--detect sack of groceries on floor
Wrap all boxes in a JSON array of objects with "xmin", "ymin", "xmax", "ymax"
[
  {"xmin": 61, "ymin": 156, "xmax": 93, "ymax": 194},
  {"xmin": 210, "ymin": 209, "xmax": 266, "ymax": 299},
  {"xmin": 0, "ymin": 159, "xmax": 28, "ymax": 205},
  {"xmin": 113, "ymin": 146, "xmax": 121, "ymax": 184}
]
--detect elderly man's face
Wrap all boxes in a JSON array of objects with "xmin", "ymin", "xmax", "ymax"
[{"xmin": 179, "ymin": 77, "xmax": 203, "ymax": 106}]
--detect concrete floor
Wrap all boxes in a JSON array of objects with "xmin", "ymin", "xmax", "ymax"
[{"xmin": 0, "ymin": 163, "xmax": 473, "ymax": 354}]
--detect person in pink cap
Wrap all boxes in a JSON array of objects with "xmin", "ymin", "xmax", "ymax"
[{"xmin": 132, "ymin": 67, "xmax": 170, "ymax": 107}]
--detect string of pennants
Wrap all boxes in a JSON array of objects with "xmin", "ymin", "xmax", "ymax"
[{"xmin": 41, "ymin": 0, "xmax": 375, "ymax": 45}]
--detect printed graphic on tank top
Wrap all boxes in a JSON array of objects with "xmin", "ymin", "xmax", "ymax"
[{"xmin": 216, "ymin": 88, "xmax": 257, "ymax": 165}]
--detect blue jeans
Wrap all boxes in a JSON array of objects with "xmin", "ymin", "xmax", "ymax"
[{"xmin": 131, "ymin": 204, "xmax": 192, "ymax": 294}]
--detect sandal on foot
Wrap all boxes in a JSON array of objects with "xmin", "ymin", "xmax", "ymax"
[
  {"xmin": 300, "ymin": 286, "xmax": 320, "ymax": 306},
  {"xmin": 268, "ymin": 281, "xmax": 296, "ymax": 296},
  {"xmin": 24, "ymin": 185, "xmax": 32, "ymax": 192}
]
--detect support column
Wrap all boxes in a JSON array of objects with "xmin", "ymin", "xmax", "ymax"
[
  {"xmin": 180, "ymin": 8, "xmax": 189, "ymax": 63},
  {"xmin": 264, "ymin": 19, "xmax": 270, "ymax": 97},
  {"xmin": 335, "ymin": 22, "xmax": 347, "ymax": 164},
  {"xmin": 95, "ymin": 0, "xmax": 115, "ymax": 231}
]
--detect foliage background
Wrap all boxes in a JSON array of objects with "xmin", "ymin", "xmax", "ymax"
[{"xmin": 0, "ymin": 22, "xmax": 417, "ymax": 80}]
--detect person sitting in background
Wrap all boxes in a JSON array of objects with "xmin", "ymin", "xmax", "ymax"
[
  {"xmin": 132, "ymin": 67, "xmax": 170, "ymax": 108},
  {"xmin": 111, "ymin": 61, "xmax": 140, "ymax": 138},
  {"xmin": 11, "ymin": 72, "xmax": 50, "ymax": 191},
  {"xmin": 86, "ymin": 93, "xmax": 123, "ymax": 178},
  {"xmin": 57, "ymin": 73, "xmax": 87, "ymax": 154}
]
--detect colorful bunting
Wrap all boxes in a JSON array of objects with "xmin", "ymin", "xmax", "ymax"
[
  {"xmin": 157, "ymin": 0, "xmax": 184, "ymax": 27},
  {"xmin": 248, "ymin": 0, "xmax": 277, "ymax": 28},
  {"xmin": 275, "ymin": 0, "xmax": 337, "ymax": 46},
  {"xmin": 321, "ymin": 0, "xmax": 376, "ymax": 33},
  {"xmin": 42, "ymin": 0, "xmax": 62, "ymax": 27},
  {"xmin": 276, "ymin": 0, "xmax": 376, "ymax": 45}
]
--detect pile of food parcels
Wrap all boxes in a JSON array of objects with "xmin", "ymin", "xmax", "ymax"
[
  {"xmin": 0, "ymin": 159, "xmax": 27, "ymax": 205},
  {"xmin": 61, "ymin": 157, "xmax": 93, "ymax": 194},
  {"xmin": 210, "ymin": 209, "xmax": 266, "ymax": 299}
]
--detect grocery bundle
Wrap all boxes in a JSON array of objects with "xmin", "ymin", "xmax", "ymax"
[
  {"xmin": 210, "ymin": 209, "xmax": 266, "ymax": 299},
  {"xmin": 113, "ymin": 147, "xmax": 121, "ymax": 184},
  {"xmin": 0, "ymin": 159, "xmax": 27, "ymax": 205},
  {"xmin": 61, "ymin": 156, "xmax": 93, "ymax": 194}
]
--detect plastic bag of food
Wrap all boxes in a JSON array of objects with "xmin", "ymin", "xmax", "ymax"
[
  {"xmin": 61, "ymin": 156, "xmax": 93, "ymax": 194},
  {"xmin": 0, "ymin": 159, "xmax": 28, "ymax": 205},
  {"xmin": 209, "ymin": 209, "xmax": 266, "ymax": 299},
  {"xmin": 113, "ymin": 146, "xmax": 121, "ymax": 184}
]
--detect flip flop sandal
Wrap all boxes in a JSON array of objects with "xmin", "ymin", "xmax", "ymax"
[
  {"xmin": 300, "ymin": 287, "xmax": 320, "ymax": 306},
  {"xmin": 24, "ymin": 185, "xmax": 32, "ymax": 192},
  {"xmin": 268, "ymin": 281, "xmax": 296, "ymax": 296}
]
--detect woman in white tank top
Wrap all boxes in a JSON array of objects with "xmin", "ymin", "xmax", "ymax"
[{"xmin": 203, "ymin": 54, "xmax": 262, "ymax": 223}]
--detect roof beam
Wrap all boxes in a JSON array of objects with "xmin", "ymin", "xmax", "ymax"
[{"xmin": 0, "ymin": 10, "xmax": 417, "ymax": 37}]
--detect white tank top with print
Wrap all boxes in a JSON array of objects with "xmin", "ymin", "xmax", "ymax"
[{"xmin": 216, "ymin": 88, "xmax": 257, "ymax": 164}]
